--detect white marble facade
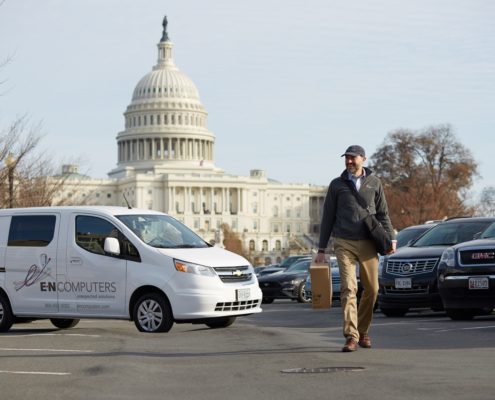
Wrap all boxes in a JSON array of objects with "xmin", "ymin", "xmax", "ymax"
[{"xmin": 59, "ymin": 19, "xmax": 328, "ymax": 265}]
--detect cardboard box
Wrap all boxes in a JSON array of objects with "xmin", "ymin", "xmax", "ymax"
[{"xmin": 310, "ymin": 255, "xmax": 333, "ymax": 310}]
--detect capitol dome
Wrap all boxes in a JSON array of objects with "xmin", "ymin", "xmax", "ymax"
[{"xmin": 109, "ymin": 16, "xmax": 222, "ymax": 178}]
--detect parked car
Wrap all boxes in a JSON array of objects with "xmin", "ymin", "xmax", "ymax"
[
  {"xmin": 254, "ymin": 266, "xmax": 267, "ymax": 277},
  {"xmin": 395, "ymin": 223, "xmax": 438, "ymax": 249},
  {"xmin": 378, "ymin": 217, "xmax": 495, "ymax": 317},
  {"xmin": 438, "ymin": 221, "xmax": 495, "ymax": 320},
  {"xmin": 258, "ymin": 256, "xmax": 310, "ymax": 277},
  {"xmin": 258, "ymin": 259, "xmax": 312, "ymax": 303}
]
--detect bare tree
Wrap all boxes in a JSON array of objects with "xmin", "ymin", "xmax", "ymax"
[
  {"xmin": 476, "ymin": 187, "xmax": 495, "ymax": 217},
  {"xmin": 219, "ymin": 223, "xmax": 253, "ymax": 263},
  {"xmin": 370, "ymin": 124, "xmax": 479, "ymax": 230}
]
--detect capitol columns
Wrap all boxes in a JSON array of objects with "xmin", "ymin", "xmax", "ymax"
[
  {"xmin": 199, "ymin": 187, "xmax": 204, "ymax": 215},
  {"xmin": 237, "ymin": 188, "xmax": 241, "ymax": 214}
]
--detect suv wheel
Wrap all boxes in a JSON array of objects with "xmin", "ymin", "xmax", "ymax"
[
  {"xmin": 297, "ymin": 283, "xmax": 311, "ymax": 303},
  {"xmin": 0, "ymin": 293, "xmax": 14, "ymax": 333},
  {"xmin": 50, "ymin": 319, "xmax": 80, "ymax": 329},
  {"xmin": 262, "ymin": 297, "xmax": 274, "ymax": 304},
  {"xmin": 381, "ymin": 307, "xmax": 409, "ymax": 317},
  {"xmin": 205, "ymin": 317, "xmax": 236, "ymax": 329},
  {"xmin": 445, "ymin": 308, "xmax": 476, "ymax": 321},
  {"xmin": 133, "ymin": 293, "xmax": 174, "ymax": 333}
]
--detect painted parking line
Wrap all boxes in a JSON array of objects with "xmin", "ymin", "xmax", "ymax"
[
  {"xmin": 434, "ymin": 325, "xmax": 495, "ymax": 333},
  {"xmin": 0, "ymin": 371, "xmax": 70, "ymax": 375},
  {"xmin": 0, "ymin": 348, "xmax": 93, "ymax": 353},
  {"xmin": 1, "ymin": 334, "xmax": 100, "ymax": 338}
]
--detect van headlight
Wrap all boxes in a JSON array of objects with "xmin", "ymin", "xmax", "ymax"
[
  {"xmin": 440, "ymin": 247, "xmax": 455, "ymax": 267},
  {"xmin": 378, "ymin": 256, "xmax": 385, "ymax": 277},
  {"xmin": 174, "ymin": 259, "xmax": 216, "ymax": 277}
]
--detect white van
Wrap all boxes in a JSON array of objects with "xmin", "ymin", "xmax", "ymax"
[{"xmin": 0, "ymin": 207, "xmax": 262, "ymax": 333}]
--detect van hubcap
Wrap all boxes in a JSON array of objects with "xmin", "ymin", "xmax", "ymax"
[
  {"xmin": 0, "ymin": 303, "xmax": 3, "ymax": 323},
  {"xmin": 137, "ymin": 300, "xmax": 163, "ymax": 331}
]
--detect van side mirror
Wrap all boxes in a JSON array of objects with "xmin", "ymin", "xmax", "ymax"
[
  {"xmin": 407, "ymin": 239, "xmax": 414, "ymax": 246},
  {"xmin": 104, "ymin": 237, "xmax": 120, "ymax": 255},
  {"xmin": 473, "ymin": 232, "xmax": 482, "ymax": 240}
]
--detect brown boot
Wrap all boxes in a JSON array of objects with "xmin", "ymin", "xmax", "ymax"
[
  {"xmin": 342, "ymin": 338, "xmax": 358, "ymax": 352},
  {"xmin": 358, "ymin": 333, "xmax": 371, "ymax": 348}
]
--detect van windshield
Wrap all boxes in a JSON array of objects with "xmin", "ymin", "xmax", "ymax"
[{"xmin": 116, "ymin": 215, "xmax": 209, "ymax": 249}]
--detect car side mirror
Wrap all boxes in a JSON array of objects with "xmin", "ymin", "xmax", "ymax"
[
  {"xmin": 407, "ymin": 239, "xmax": 414, "ymax": 246},
  {"xmin": 473, "ymin": 232, "xmax": 482, "ymax": 240},
  {"xmin": 104, "ymin": 237, "xmax": 120, "ymax": 255}
]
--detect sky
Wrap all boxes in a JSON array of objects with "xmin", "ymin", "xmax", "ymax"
[{"xmin": 1, "ymin": 0, "xmax": 494, "ymax": 198}]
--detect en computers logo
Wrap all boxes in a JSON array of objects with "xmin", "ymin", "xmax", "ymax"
[{"xmin": 13, "ymin": 259, "xmax": 52, "ymax": 291}]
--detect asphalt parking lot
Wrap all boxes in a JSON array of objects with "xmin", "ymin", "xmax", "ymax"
[{"xmin": 2, "ymin": 301, "xmax": 495, "ymax": 400}]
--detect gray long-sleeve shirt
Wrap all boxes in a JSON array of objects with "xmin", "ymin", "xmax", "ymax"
[{"xmin": 318, "ymin": 168, "xmax": 396, "ymax": 249}]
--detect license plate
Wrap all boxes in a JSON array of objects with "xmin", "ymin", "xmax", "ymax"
[
  {"xmin": 395, "ymin": 278, "xmax": 412, "ymax": 289},
  {"xmin": 469, "ymin": 277, "xmax": 489, "ymax": 290},
  {"xmin": 236, "ymin": 288, "xmax": 250, "ymax": 300}
]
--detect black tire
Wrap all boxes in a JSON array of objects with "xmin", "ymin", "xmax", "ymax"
[
  {"xmin": 205, "ymin": 317, "xmax": 236, "ymax": 329},
  {"xmin": 297, "ymin": 283, "xmax": 311, "ymax": 303},
  {"xmin": 445, "ymin": 308, "xmax": 476, "ymax": 321},
  {"xmin": 133, "ymin": 293, "xmax": 174, "ymax": 333},
  {"xmin": 50, "ymin": 318, "xmax": 80, "ymax": 329},
  {"xmin": 480, "ymin": 307, "xmax": 493, "ymax": 315},
  {"xmin": 381, "ymin": 307, "xmax": 409, "ymax": 317},
  {"xmin": 0, "ymin": 293, "xmax": 14, "ymax": 333},
  {"xmin": 262, "ymin": 297, "xmax": 274, "ymax": 304}
]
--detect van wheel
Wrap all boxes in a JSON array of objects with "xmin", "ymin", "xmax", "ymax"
[
  {"xmin": 0, "ymin": 293, "xmax": 14, "ymax": 333},
  {"xmin": 50, "ymin": 319, "xmax": 80, "ymax": 329},
  {"xmin": 445, "ymin": 308, "xmax": 476, "ymax": 321},
  {"xmin": 381, "ymin": 307, "xmax": 409, "ymax": 317},
  {"xmin": 297, "ymin": 283, "xmax": 311, "ymax": 303},
  {"xmin": 262, "ymin": 297, "xmax": 274, "ymax": 304},
  {"xmin": 205, "ymin": 317, "xmax": 236, "ymax": 329},
  {"xmin": 133, "ymin": 293, "xmax": 173, "ymax": 333}
]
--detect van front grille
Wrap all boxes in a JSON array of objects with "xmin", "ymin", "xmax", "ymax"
[
  {"xmin": 214, "ymin": 300, "xmax": 260, "ymax": 312},
  {"xmin": 213, "ymin": 266, "xmax": 252, "ymax": 283}
]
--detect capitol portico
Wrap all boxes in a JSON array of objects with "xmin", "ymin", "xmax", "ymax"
[{"xmin": 62, "ymin": 17, "xmax": 328, "ymax": 265}]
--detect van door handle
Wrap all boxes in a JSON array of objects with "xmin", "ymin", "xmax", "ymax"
[
  {"xmin": 40, "ymin": 254, "xmax": 48, "ymax": 268},
  {"xmin": 70, "ymin": 257, "xmax": 83, "ymax": 266}
]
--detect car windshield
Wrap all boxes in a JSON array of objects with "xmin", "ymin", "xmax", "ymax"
[
  {"xmin": 116, "ymin": 214, "xmax": 209, "ymax": 249},
  {"xmin": 278, "ymin": 257, "xmax": 305, "ymax": 268},
  {"xmin": 480, "ymin": 222, "xmax": 495, "ymax": 239},
  {"xmin": 286, "ymin": 261, "xmax": 311, "ymax": 272},
  {"xmin": 413, "ymin": 221, "xmax": 492, "ymax": 247},
  {"xmin": 396, "ymin": 227, "xmax": 431, "ymax": 248}
]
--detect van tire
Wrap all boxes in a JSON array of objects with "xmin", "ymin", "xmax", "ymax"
[
  {"xmin": 133, "ymin": 293, "xmax": 173, "ymax": 333},
  {"xmin": 205, "ymin": 317, "xmax": 236, "ymax": 329},
  {"xmin": 50, "ymin": 318, "xmax": 80, "ymax": 329},
  {"xmin": 0, "ymin": 293, "xmax": 14, "ymax": 333}
]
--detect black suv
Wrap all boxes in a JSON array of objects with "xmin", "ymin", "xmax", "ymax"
[
  {"xmin": 438, "ymin": 221, "xmax": 495, "ymax": 320},
  {"xmin": 378, "ymin": 217, "xmax": 495, "ymax": 317}
]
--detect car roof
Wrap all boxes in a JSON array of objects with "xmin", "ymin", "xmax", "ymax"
[
  {"xmin": 439, "ymin": 217, "xmax": 495, "ymax": 225},
  {"xmin": 0, "ymin": 206, "xmax": 166, "ymax": 217}
]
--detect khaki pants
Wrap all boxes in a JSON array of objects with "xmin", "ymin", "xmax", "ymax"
[{"xmin": 333, "ymin": 237, "xmax": 379, "ymax": 340}]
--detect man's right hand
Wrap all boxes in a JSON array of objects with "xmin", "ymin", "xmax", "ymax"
[{"xmin": 315, "ymin": 253, "xmax": 328, "ymax": 263}]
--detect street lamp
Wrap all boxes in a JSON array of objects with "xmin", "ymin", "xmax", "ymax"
[{"xmin": 5, "ymin": 153, "xmax": 15, "ymax": 209}]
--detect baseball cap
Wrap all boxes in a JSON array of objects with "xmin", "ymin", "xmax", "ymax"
[{"xmin": 341, "ymin": 145, "xmax": 365, "ymax": 157}]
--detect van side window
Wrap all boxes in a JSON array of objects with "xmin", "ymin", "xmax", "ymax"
[
  {"xmin": 76, "ymin": 216, "xmax": 120, "ymax": 256},
  {"xmin": 125, "ymin": 237, "xmax": 140, "ymax": 261},
  {"xmin": 8, "ymin": 215, "xmax": 56, "ymax": 247}
]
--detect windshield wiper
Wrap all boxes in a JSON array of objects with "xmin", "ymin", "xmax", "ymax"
[{"xmin": 169, "ymin": 244, "xmax": 199, "ymax": 249}]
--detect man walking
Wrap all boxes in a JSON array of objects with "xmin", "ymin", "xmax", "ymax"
[{"xmin": 315, "ymin": 145, "xmax": 396, "ymax": 352}]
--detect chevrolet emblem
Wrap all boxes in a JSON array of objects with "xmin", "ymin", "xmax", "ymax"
[{"xmin": 233, "ymin": 270, "xmax": 243, "ymax": 277}]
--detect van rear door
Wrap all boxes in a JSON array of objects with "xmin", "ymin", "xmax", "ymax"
[{"xmin": 5, "ymin": 213, "xmax": 60, "ymax": 314}]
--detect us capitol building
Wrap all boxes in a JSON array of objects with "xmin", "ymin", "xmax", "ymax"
[{"xmin": 64, "ymin": 17, "xmax": 328, "ymax": 265}]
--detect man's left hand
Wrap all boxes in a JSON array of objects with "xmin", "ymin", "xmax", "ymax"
[{"xmin": 385, "ymin": 241, "xmax": 397, "ymax": 255}]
